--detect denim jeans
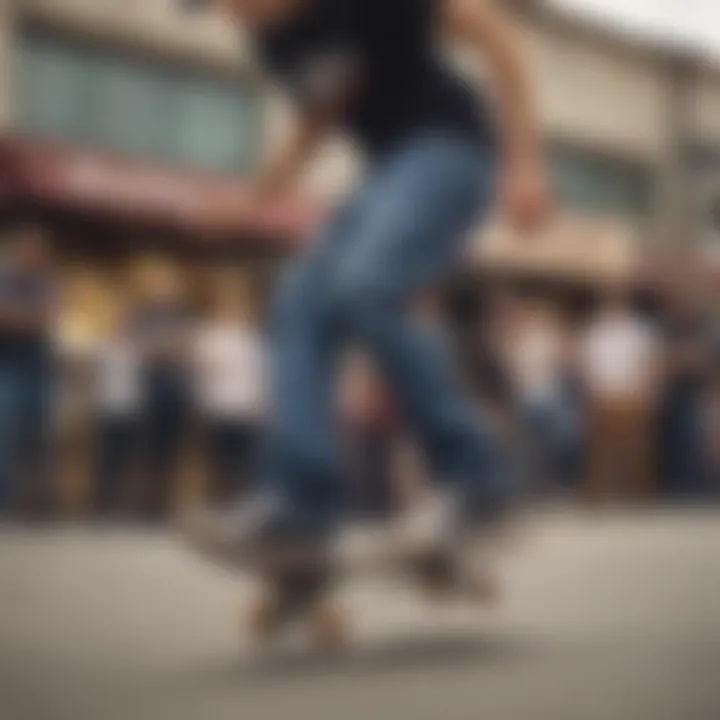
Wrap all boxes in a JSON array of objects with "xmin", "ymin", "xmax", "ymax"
[
  {"xmin": 262, "ymin": 134, "xmax": 506, "ymax": 528},
  {"xmin": 519, "ymin": 393, "xmax": 583, "ymax": 491},
  {"xmin": 0, "ymin": 354, "xmax": 52, "ymax": 514}
]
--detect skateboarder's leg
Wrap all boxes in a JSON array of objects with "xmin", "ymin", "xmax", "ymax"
[
  {"xmin": 181, "ymin": 199, "xmax": 365, "ymax": 559},
  {"xmin": 257, "ymin": 200, "xmax": 367, "ymax": 530},
  {"xmin": 333, "ymin": 136, "xmax": 509, "ymax": 506}
]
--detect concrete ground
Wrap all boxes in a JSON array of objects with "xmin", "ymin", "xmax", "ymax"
[{"xmin": 1, "ymin": 508, "xmax": 719, "ymax": 720}]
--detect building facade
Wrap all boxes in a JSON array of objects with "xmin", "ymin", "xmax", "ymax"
[
  {"xmin": 0, "ymin": 0, "xmax": 719, "ymax": 244},
  {"xmin": 524, "ymin": 6, "xmax": 720, "ymax": 244}
]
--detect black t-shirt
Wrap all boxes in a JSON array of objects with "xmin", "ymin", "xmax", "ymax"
[{"xmin": 255, "ymin": 0, "xmax": 496, "ymax": 155}]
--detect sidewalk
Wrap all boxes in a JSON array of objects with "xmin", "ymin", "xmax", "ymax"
[{"xmin": 1, "ymin": 508, "xmax": 719, "ymax": 720}]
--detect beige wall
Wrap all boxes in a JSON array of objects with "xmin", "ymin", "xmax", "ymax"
[
  {"xmin": 523, "ymin": 23, "xmax": 671, "ymax": 161},
  {"xmin": 17, "ymin": 0, "xmax": 360, "ymax": 197},
  {"xmin": 22, "ymin": 0, "xmax": 248, "ymax": 69},
  {"xmin": 9, "ymin": 1, "xmax": 720, "ymax": 207}
]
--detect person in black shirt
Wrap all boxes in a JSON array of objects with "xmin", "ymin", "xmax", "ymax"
[
  {"xmin": 188, "ymin": 0, "xmax": 550, "ymax": 557},
  {"xmin": 658, "ymin": 288, "xmax": 713, "ymax": 499},
  {"xmin": 0, "ymin": 224, "xmax": 56, "ymax": 517},
  {"xmin": 132, "ymin": 261, "xmax": 194, "ymax": 521}
]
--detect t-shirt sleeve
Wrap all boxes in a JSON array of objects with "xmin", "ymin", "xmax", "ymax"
[
  {"xmin": 360, "ymin": 0, "xmax": 440, "ymax": 44},
  {"xmin": 390, "ymin": 0, "xmax": 439, "ymax": 23},
  {"xmin": 257, "ymin": 30, "xmax": 360, "ymax": 110}
]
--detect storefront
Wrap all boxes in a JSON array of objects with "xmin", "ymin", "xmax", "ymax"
[
  {"xmin": 0, "ymin": 17, "xmax": 318, "ymax": 322},
  {"xmin": 689, "ymin": 143, "xmax": 720, "ymax": 244},
  {"xmin": 0, "ymin": 134, "xmax": 317, "ymax": 513},
  {"xmin": 1, "ymin": 132, "xmax": 315, "ymax": 288},
  {"xmin": 453, "ymin": 214, "xmax": 651, "ymax": 323}
]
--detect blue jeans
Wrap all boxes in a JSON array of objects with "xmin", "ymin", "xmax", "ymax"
[
  {"xmin": 263, "ymin": 134, "xmax": 504, "ymax": 528},
  {"xmin": 0, "ymin": 355, "xmax": 52, "ymax": 513},
  {"xmin": 519, "ymin": 394, "xmax": 583, "ymax": 491}
]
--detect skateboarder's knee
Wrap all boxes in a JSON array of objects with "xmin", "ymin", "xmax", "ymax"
[
  {"xmin": 271, "ymin": 260, "xmax": 329, "ymax": 328},
  {"xmin": 333, "ymin": 265, "xmax": 394, "ymax": 334}
]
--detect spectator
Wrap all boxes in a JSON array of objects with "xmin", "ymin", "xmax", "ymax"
[
  {"xmin": 700, "ymin": 359, "xmax": 720, "ymax": 499},
  {"xmin": 132, "ymin": 258, "xmax": 193, "ymax": 520},
  {"xmin": 90, "ymin": 305, "xmax": 142, "ymax": 518},
  {"xmin": 580, "ymin": 288, "xmax": 661, "ymax": 502},
  {"xmin": 657, "ymin": 284, "xmax": 710, "ymax": 499},
  {"xmin": 0, "ymin": 223, "xmax": 56, "ymax": 518},
  {"xmin": 502, "ymin": 301, "xmax": 582, "ymax": 493},
  {"xmin": 194, "ymin": 280, "xmax": 266, "ymax": 503},
  {"xmin": 339, "ymin": 349, "xmax": 397, "ymax": 518},
  {"xmin": 462, "ymin": 286, "xmax": 515, "ymax": 427}
]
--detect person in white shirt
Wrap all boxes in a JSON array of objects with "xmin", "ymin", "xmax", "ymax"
[
  {"xmin": 194, "ymin": 284, "xmax": 266, "ymax": 503},
  {"xmin": 503, "ymin": 302, "xmax": 581, "ymax": 491},
  {"xmin": 91, "ymin": 306, "xmax": 142, "ymax": 517},
  {"xmin": 580, "ymin": 289, "xmax": 661, "ymax": 501}
]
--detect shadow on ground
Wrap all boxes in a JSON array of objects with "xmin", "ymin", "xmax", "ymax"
[{"xmin": 190, "ymin": 629, "xmax": 530, "ymax": 688}]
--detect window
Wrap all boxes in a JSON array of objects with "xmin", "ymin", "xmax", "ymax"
[
  {"xmin": 550, "ymin": 146, "xmax": 653, "ymax": 218},
  {"xmin": 689, "ymin": 145, "xmax": 720, "ymax": 237},
  {"xmin": 169, "ymin": 76, "xmax": 260, "ymax": 174},
  {"xmin": 20, "ymin": 38, "xmax": 92, "ymax": 141},
  {"xmin": 85, "ymin": 54, "xmax": 169, "ymax": 158},
  {"xmin": 18, "ymin": 32, "xmax": 262, "ymax": 174}
]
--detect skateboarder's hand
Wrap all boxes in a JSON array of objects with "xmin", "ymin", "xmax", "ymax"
[
  {"xmin": 499, "ymin": 159, "xmax": 553, "ymax": 238},
  {"xmin": 190, "ymin": 184, "xmax": 263, "ymax": 239}
]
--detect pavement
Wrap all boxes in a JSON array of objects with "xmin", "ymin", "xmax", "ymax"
[{"xmin": 1, "ymin": 507, "xmax": 720, "ymax": 720}]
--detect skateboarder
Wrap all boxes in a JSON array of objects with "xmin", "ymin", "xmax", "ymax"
[{"xmin": 188, "ymin": 0, "xmax": 551, "ymax": 564}]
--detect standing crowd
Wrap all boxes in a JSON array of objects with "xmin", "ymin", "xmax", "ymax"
[
  {"xmin": 86, "ymin": 259, "xmax": 267, "ymax": 520},
  {"xmin": 0, "ymin": 222, "xmax": 719, "ymax": 522},
  {"xmin": 0, "ymin": 223, "xmax": 267, "ymax": 520},
  {"xmin": 463, "ymin": 282, "xmax": 720, "ymax": 503}
]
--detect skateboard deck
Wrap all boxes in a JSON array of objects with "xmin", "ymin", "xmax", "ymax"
[{"xmin": 233, "ymin": 525, "xmax": 502, "ymax": 648}]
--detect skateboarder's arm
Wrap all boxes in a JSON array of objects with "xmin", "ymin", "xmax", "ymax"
[
  {"xmin": 192, "ymin": 101, "xmax": 335, "ymax": 234},
  {"xmin": 251, "ymin": 102, "xmax": 336, "ymax": 198},
  {"xmin": 444, "ymin": 0, "xmax": 551, "ymax": 234}
]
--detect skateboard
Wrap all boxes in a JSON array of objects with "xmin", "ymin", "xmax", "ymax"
[{"xmin": 237, "ymin": 526, "xmax": 502, "ymax": 648}]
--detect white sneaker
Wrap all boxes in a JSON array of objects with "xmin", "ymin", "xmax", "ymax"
[
  {"xmin": 179, "ymin": 492, "xmax": 292, "ymax": 567},
  {"xmin": 392, "ymin": 488, "xmax": 462, "ymax": 556}
]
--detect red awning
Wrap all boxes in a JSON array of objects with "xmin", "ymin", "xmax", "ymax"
[{"xmin": 0, "ymin": 135, "xmax": 319, "ymax": 247}]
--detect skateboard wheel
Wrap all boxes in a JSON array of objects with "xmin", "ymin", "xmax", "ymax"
[
  {"xmin": 420, "ymin": 581, "xmax": 453, "ymax": 603},
  {"xmin": 467, "ymin": 572, "xmax": 501, "ymax": 607},
  {"xmin": 411, "ymin": 552, "xmax": 457, "ymax": 602},
  {"xmin": 244, "ymin": 592, "xmax": 282, "ymax": 640},
  {"xmin": 309, "ymin": 601, "xmax": 347, "ymax": 649}
]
